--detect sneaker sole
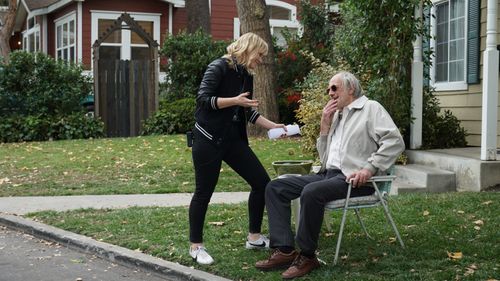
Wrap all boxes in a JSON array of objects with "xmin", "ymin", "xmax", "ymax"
[{"xmin": 245, "ymin": 242, "xmax": 269, "ymax": 250}]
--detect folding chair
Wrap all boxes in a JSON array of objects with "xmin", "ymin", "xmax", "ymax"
[{"xmin": 324, "ymin": 173, "xmax": 405, "ymax": 265}]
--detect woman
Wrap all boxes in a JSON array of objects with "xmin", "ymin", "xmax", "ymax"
[{"xmin": 189, "ymin": 32, "xmax": 286, "ymax": 265}]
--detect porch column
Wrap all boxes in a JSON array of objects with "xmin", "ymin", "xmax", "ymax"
[
  {"xmin": 410, "ymin": 0, "xmax": 424, "ymax": 149},
  {"xmin": 481, "ymin": 0, "xmax": 499, "ymax": 160}
]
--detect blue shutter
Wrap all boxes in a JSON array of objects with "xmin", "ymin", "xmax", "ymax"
[
  {"xmin": 467, "ymin": 0, "xmax": 481, "ymax": 84},
  {"xmin": 423, "ymin": 5, "xmax": 431, "ymax": 87}
]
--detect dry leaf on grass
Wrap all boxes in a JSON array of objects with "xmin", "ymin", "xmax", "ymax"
[
  {"xmin": 481, "ymin": 200, "xmax": 493, "ymax": 205},
  {"xmin": 423, "ymin": 210, "xmax": 430, "ymax": 216},
  {"xmin": 473, "ymin": 220, "xmax": 484, "ymax": 226},
  {"xmin": 447, "ymin": 251, "xmax": 463, "ymax": 260}
]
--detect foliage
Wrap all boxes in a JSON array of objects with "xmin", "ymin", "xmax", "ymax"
[
  {"xmin": 141, "ymin": 98, "xmax": 196, "ymax": 135},
  {"xmin": 421, "ymin": 88, "xmax": 468, "ymax": 148},
  {"xmin": 297, "ymin": 0, "xmax": 336, "ymax": 64},
  {"xmin": 160, "ymin": 30, "xmax": 227, "ymax": 101},
  {"xmin": 333, "ymin": 0, "xmax": 427, "ymax": 140},
  {"xmin": 0, "ymin": 51, "xmax": 103, "ymax": 142},
  {"xmin": 295, "ymin": 53, "xmax": 338, "ymax": 156},
  {"xmin": 0, "ymin": 113, "xmax": 104, "ymax": 143},
  {"xmin": 0, "ymin": 51, "xmax": 91, "ymax": 118}
]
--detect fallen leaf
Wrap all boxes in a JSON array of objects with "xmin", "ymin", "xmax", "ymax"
[
  {"xmin": 324, "ymin": 232, "xmax": 334, "ymax": 237},
  {"xmin": 447, "ymin": 251, "xmax": 463, "ymax": 260},
  {"xmin": 457, "ymin": 210, "xmax": 465, "ymax": 214},
  {"xmin": 388, "ymin": 237, "xmax": 396, "ymax": 243},
  {"xmin": 481, "ymin": 201, "xmax": 493, "ymax": 205},
  {"xmin": 208, "ymin": 221, "xmax": 225, "ymax": 226},
  {"xmin": 182, "ymin": 181, "xmax": 190, "ymax": 185},
  {"xmin": 474, "ymin": 226, "xmax": 481, "ymax": 231},
  {"xmin": 473, "ymin": 220, "xmax": 484, "ymax": 226},
  {"xmin": 423, "ymin": 210, "xmax": 430, "ymax": 216}
]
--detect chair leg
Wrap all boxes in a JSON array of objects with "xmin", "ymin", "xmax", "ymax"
[
  {"xmin": 379, "ymin": 200, "xmax": 405, "ymax": 248},
  {"xmin": 354, "ymin": 209, "xmax": 372, "ymax": 240},
  {"xmin": 334, "ymin": 205, "xmax": 349, "ymax": 265}
]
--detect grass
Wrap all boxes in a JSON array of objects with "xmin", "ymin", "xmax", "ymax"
[
  {"xmin": 27, "ymin": 192, "xmax": 499, "ymax": 281},
  {"xmin": 0, "ymin": 135, "xmax": 312, "ymax": 196}
]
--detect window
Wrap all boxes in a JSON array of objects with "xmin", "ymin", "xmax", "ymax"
[
  {"xmin": 22, "ymin": 17, "xmax": 40, "ymax": 53},
  {"xmin": 431, "ymin": 0, "xmax": 467, "ymax": 90},
  {"xmin": 234, "ymin": 0, "xmax": 299, "ymax": 46},
  {"xmin": 91, "ymin": 12, "xmax": 160, "ymax": 62},
  {"xmin": 55, "ymin": 14, "xmax": 76, "ymax": 62}
]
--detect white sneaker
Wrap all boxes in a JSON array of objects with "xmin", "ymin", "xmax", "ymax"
[
  {"xmin": 189, "ymin": 246, "xmax": 214, "ymax": 265},
  {"xmin": 245, "ymin": 234, "xmax": 270, "ymax": 250}
]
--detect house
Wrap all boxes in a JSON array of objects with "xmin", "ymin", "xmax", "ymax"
[
  {"xmin": 402, "ymin": 0, "xmax": 499, "ymax": 193},
  {"xmin": 410, "ymin": 0, "xmax": 499, "ymax": 159},
  {"xmin": 9, "ymin": 0, "xmax": 303, "ymax": 74}
]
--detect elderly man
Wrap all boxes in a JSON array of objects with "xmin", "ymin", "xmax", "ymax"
[{"xmin": 255, "ymin": 71, "xmax": 405, "ymax": 279}]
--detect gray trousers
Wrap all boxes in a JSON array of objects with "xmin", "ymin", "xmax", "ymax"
[{"xmin": 265, "ymin": 169, "xmax": 374, "ymax": 255}]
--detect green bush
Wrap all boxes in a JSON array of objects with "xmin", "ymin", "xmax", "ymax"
[
  {"xmin": 141, "ymin": 98, "xmax": 196, "ymax": 135},
  {"xmin": 0, "ymin": 113, "xmax": 104, "ymax": 143},
  {"xmin": 295, "ymin": 53, "xmax": 338, "ymax": 156},
  {"xmin": 421, "ymin": 89, "xmax": 467, "ymax": 148},
  {"xmin": 160, "ymin": 30, "xmax": 227, "ymax": 101},
  {"xmin": 0, "ymin": 51, "xmax": 91, "ymax": 118}
]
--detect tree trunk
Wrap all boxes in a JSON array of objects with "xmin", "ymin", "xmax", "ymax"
[
  {"xmin": 236, "ymin": 0, "xmax": 279, "ymax": 137},
  {"xmin": 186, "ymin": 0, "xmax": 211, "ymax": 34},
  {"xmin": 0, "ymin": 0, "xmax": 17, "ymax": 62}
]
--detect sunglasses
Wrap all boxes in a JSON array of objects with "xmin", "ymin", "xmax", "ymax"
[{"xmin": 326, "ymin": 84, "xmax": 338, "ymax": 94}]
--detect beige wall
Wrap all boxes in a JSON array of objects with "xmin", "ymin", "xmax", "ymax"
[{"xmin": 434, "ymin": 0, "xmax": 500, "ymax": 147}]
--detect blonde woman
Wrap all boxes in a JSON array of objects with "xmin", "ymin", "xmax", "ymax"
[{"xmin": 189, "ymin": 32, "xmax": 285, "ymax": 265}]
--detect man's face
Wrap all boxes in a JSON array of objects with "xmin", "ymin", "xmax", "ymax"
[{"xmin": 327, "ymin": 75, "xmax": 353, "ymax": 110}]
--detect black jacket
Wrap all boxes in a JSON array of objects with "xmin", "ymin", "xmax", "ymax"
[{"xmin": 194, "ymin": 57, "xmax": 260, "ymax": 143}]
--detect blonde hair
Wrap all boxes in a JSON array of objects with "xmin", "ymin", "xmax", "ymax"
[{"xmin": 223, "ymin": 32, "xmax": 268, "ymax": 69}]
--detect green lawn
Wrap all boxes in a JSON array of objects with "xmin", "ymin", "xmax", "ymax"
[
  {"xmin": 0, "ymin": 135, "xmax": 312, "ymax": 196},
  {"xmin": 27, "ymin": 192, "xmax": 499, "ymax": 281}
]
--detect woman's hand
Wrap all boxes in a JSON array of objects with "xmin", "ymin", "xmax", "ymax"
[{"xmin": 234, "ymin": 92, "xmax": 259, "ymax": 108}]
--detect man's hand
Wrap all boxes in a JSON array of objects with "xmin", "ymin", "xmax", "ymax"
[
  {"xmin": 320, "ymin": 99, "xmax": 338, "ymax": 135},
  {"xmin": 346, "ymin": 169, "xmax": 373, "ymax": 187}
]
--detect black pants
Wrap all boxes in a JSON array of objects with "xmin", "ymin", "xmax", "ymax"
[
  {"xmin": 189, "ymin": 128, "xmax": 270, "ymax": 243},
  {"xmin": 265, "ymin": 169, "xmax": 374, "ymax": 255}
]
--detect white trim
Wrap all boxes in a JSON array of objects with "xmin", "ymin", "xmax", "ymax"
[
  {"xmin": 22, "ymin": 16, "xmax": 40, "ymax": 53},
  {"xmin": 77, "ymin": 2, "xmax": 83, "ymax": 63},
  {"xmin": 169, "ymin": 4, "xmax": 173, "ymax": 34},
  {"xmin": 42, "ymin": 15, "xmax": 48, "ymax": 53},
  {"xmin": 28, "ymin": 0, "xmax": 74, "ymax": 17},
  {"xmin": 54, "ymin": 12, "xmax": 77, "ymax": 63},
  {"xmin": 90, "ymin": 11, "xmax": 161, "ymax": 68},
  {"xmin": 233, "ymin": 0, "xmax": 300, "ymax": 44},
  {"xmin": 429, "ymin": 0, "xmax": 469, "ymax": 91}
]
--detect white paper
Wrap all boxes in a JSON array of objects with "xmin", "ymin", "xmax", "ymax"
[{"xmin": 267, "ymin": 124, "xmax": 301, "ymax": 139}]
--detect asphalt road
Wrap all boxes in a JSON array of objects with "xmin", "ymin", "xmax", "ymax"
[{"xmin": 0, "ymin": 226, "xmax": 171, "ymax": 281}]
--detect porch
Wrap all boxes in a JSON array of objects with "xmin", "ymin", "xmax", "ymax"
[{"xmin": 393, "ymin": 147, "xmax": 500, "ymax": 194}]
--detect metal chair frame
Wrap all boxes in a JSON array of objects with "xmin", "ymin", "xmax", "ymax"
[{"xmin": 325, "ymin": 175, "xmax": 405, "ymax": 265}]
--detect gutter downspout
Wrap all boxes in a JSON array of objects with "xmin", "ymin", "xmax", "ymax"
[
  {"xmin": 410, "ymin": 0, "xmax": 424, "ymax": 149},
  {"xmin": 480, "ymin": 0, "xmax": 499, "ymax": 160}
]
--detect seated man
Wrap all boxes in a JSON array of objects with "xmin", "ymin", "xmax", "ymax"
[{"xmin": 255, "ymin": 71, "xmax": 405, "ymax": 279}]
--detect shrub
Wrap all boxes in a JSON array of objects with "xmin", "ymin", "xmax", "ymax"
[
  {"xmin": 0, "ymin": 113, "xmax": 104, "ymax": 143},
  {"xmin": 160, "ymin": 30, "xmax": 227, "ymax": 101},
  {"xmin": 0, "ymin": 51, "xmax": 91, "ymax": 118},
  {"xmin": 141, "ymin": 98, "xmax": 196, "ymax": 135},
  {"xmin": 295, "ymin": 53, "xmax": 338, "ymax": 157},
  {"xmin": 421, "ymin": 89, "xmax": 467, "ymax": 148}
]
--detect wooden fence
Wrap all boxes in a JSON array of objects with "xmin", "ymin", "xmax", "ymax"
[{"xmin": 97, "ymin": 59, "xmax": 154, "ymax": 137}]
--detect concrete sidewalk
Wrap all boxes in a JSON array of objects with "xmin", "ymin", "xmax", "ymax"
[
  {"xmin": 0, "ymin": 192, "xmax": 250, "ymax": 281},
  {"xmin": 0, "ymin": 192, "xmax": 250, "ymax": 215}
]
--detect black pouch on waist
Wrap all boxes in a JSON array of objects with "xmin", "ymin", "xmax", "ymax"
[{"xmin": 186, "ymin": 131, "xmax": 194, "ymax": 147}]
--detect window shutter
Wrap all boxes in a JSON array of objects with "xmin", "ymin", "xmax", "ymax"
[
  {"xmin": 423, "ymin": 5, "xmax": 431, "ymax": 87},
  {"xmin": 467, "ymin": 0, "xmax": 481, "ymax": 84}
]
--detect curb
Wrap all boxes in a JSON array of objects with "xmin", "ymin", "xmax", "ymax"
[{"xmin": 0, "ymin": 213, "xmax": 232, "ymax": 281}]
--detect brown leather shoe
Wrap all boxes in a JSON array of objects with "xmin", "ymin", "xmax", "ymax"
[
  {"xmin": 281, "ymin": 254, "xmax": 320, "ymax": 279},
  {"xmin": 255, "ymin": 249, "xmax": 299, "ymax": 271}
]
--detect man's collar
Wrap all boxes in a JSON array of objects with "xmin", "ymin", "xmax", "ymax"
[{"xmin": 347, "ymin": 95, "xmax": 368, "ymax": 110}]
